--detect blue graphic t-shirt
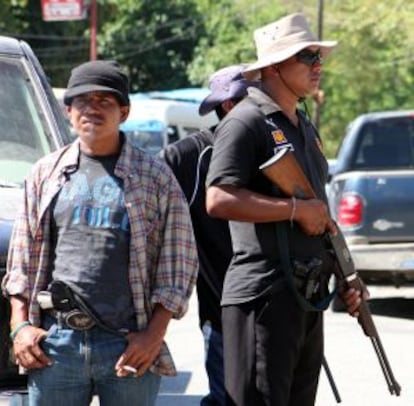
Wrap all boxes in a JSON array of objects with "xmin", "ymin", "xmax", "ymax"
[{"xmin": 50, "ymin": 152, "xmax": 137, "ymax": 332}]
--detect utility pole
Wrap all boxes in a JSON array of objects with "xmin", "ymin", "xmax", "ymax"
[
  {"xmin": 318, "ymin": 0, "xmax": 324, "ymax": 41},
  {"xmin": 90, "ymin": 0, "xmax": 97, "ymax": 61},
  {"xmin": 313, "ymin": 0, "xmax": 324, "ymax": 130}
]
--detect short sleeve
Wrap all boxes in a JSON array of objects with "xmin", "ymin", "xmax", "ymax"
[{"xmin": 207, "ymin": 117, "xmax": 257, "ymax": 188}]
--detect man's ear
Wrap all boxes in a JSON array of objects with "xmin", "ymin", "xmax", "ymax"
[
  {"xmin": 221, "ymin": 99, "xmax": 235, "ymax": 114},
  {"xmin": 120, "ymin": 105, "xmax": 130, "ymax": 123},
  {"xmin": 65, "ymin": 105, "xmax": 72, "ymax": 119}
]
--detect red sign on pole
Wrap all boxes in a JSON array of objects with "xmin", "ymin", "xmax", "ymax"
[{"xmin": 41, "ymin": 0, "xmax": 86, "ymax": 21}]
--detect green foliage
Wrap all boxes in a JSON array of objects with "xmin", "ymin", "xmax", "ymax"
[
  {"xmin": 188, "ymin": 0, "xmax": 287, "ymax": 85},
  {"xmin": 0, "ymin": 0, "xmax": 90, "ymax": 86},
  {"xmin": 319, "ymin": 0, "xmax": 414, "ymax": 156},
  {"xmin": 0, "ymin": 0, "xmax": 413, "ymax": 156},
  {"xmin": 98, "ymin": 0, "xmax": 203, "ymax": 91}
]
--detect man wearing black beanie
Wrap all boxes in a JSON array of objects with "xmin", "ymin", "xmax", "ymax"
[{"xmin": 3, "ymin": 60, "xmax": 198, "ymax": 406}]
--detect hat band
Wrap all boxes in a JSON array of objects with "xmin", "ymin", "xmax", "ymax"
[{"xmin": 256, "ymin": 31, "xmax": 318, "ymax": 59}]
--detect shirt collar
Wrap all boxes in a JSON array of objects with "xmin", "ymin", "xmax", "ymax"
[
  {"xmin": 59, "ymin": 132, "xmax": 132, "ymax": 177},
  {"xmin": 247, "ymin": 87, "xmax": 283, "ymax": 116}
]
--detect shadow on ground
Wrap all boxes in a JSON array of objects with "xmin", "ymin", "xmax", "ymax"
[
  {"xmin": 156, "ymin": 371, "xmax": 203, "ymax": 405},
  {"xmin": 158, "ymin": 370, "xmax": 192, "ymax": 394},
  {"xmin": 156, "ymin": 394, "xmax": 203, "ymax": 406},
  {"xmin": 368, "ymin": 297, "xmax": 414, "ymax": 320}
]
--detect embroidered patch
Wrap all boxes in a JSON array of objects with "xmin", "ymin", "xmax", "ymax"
[{"xmin": 272, "ymin": 129, "xmax": 287, "ymax": 144}]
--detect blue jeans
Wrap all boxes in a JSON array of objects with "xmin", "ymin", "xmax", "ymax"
[
  {"xmin": 201, "ymin": 321, "xmax": 225, "ymax": 406},
  {"xmin": 28, "ymin": 317, "xmax": 161, "ymax": 406}
]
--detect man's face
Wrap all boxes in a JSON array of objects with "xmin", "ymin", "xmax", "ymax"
[
  {"xmin": 278, "ymin": 46, "xmax": 322, "ymax": 98},
  {"xmin": 67, "ymin": 91, "xmax": 129, "ymax": 146}
]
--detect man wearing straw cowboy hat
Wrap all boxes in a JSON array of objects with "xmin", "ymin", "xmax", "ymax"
[{"xmin": 206, "ymin": 13, "xmax": 364, "ymax": 406}]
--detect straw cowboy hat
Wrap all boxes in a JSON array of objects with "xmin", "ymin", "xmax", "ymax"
[{"xmin": 243, "ymin": 13, "xmax": 337, "ymax": 80}]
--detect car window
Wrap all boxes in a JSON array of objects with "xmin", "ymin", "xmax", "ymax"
[
  {"xmin": 0, "ymin": 57, "xmax": 54, "ymax": 186},
  {"xmin": 120, "ymin": 119, "xmax": 167, "ymax": 155},
  {"xmin": 352, "ymin": 117, "xmax": 414, "ymax": 170}
]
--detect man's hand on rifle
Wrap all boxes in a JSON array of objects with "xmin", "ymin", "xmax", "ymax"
[
  {"xmin": 294, "ymin": 199, "xmax": 336, "ymax": 236},
  {"xmin": 338, "ymin": 282, "xmax": 370, "ymax": 318}
]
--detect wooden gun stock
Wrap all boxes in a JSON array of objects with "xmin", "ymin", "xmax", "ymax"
[
  {"xmin": 259, "ymin": 147, "xmax": 401, "ymax": 397},
  {"xmin": 260, "ymin": 148, "xmax": 316, "ymax": 199}
]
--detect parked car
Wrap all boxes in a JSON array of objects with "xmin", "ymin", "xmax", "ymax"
[
  {"xmin": 0, "ymin": 35, "xmax": 72, "ymax": 393},
  {"xmin": 327, "ymin": 110, "xmax": 414, "ymax": 291}
]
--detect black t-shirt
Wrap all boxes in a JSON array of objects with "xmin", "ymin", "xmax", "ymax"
[
  {"xmin": 162, "ymin": 129, "xmax": 232, "ymax": 332},
  {"xmin": 206, "ymin": 97, "xmax": 330, "ymax": 306},
  {"xmin": 50, "ymin": 152, "xmax": 137, "ymax": 332}
]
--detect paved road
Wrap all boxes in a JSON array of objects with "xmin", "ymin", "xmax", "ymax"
[
  {"xmin": 1, "ymin": 285, "xmax": 413, "ymax": 405},
  {"xmin": 159, "ymin": 285, "xmax": 414, "ymax": 406}
]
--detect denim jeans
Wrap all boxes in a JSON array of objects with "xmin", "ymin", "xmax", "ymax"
[
  {"xmin": 28, "ymin": 317, "xmax": 161, "ymax": 406},
  {"xmin": 200, "ymin": 321, "xmax": 225, "ymax": 406}
]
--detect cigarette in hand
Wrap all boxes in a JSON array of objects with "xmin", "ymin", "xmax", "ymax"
[{"xmin": 122, "ymin": 365, "xmax": 137, "ymax": 374}]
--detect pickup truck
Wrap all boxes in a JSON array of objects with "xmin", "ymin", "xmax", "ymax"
[
  {"xmin": 0, "ymin": 36, "xmax": 72, "ymax": 394},
  {"xmin": 327, "ymin": 110, "xmax": 414, "ymax": 289}
]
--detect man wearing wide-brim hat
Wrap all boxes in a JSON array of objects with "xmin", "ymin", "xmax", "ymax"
[
  {"xmin": 162, "ymin": 64, "xmax": 256, "ymax": 406},
  {"xmin": 206, "ymin": 13, "xmax": 365, "ymax": 406}
]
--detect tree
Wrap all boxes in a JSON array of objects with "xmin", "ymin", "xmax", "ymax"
[
  {"xmin": 1, "ymin": 0, "xmax": 414, "ymax": 155},
  {"xmin": 320, "ymin": 0, "xmax": 414, "ymax": 155},
  {"xmin": 187, "ymin": 0, "xmax": 287, "ymax": 85},
  {"xmin": 98, "ymin": 0, "xmax": 204, "ymax": 91},
  {"xmin": 0, "ymin": 0, "xmax": 90, "ymax": 86}
]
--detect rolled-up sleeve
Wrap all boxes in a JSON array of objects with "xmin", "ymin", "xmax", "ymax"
[
  {"xmin": 149, "ymin": 170, "xmax": 198, "ymax": 319},
  {"xmin": 2, "ymin": 179, "xmax": 36, "ymax": 300}
]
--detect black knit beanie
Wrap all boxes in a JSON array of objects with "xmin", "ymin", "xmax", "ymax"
[{"xmin": 63, "ymin": 60, "xmax": 130, "ymax": 106}]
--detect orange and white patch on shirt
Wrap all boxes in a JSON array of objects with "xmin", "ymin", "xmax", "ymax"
[{"xmin": 272, "ymin": 129, "xmax": 287, "ymax": 145}]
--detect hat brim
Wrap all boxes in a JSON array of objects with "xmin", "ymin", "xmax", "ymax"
[
  {"xmin": 243, "ymin": 40, "xmax": 337, "ymax": 80},
  {"xmin": 63, "ymin": 84, "xmax": 130, "ymax": 106},
  {"xmin": 199, "ymin": 79, "xmax": 255, "ymax": 116},
  {"xmin": 199, "ymin": 92, "xmax": 221, "ymax": 116}
]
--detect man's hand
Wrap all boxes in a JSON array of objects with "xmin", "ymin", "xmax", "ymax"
[
  {"xmin": 13, "ymin": 325, "xmax": 52, "ymax": 369},
  {"xmin": 340, "ymin": 284, "xmax": 370, "ymax": 318},
  {"xmin": 115, "ymin": 304, "xmax": 172, "ymax": 377},
  {"xmin": 115, "ymin": 329, "xmax": 164, "ymax": 377},
  {"xmin": 295, "ymin": 199, "xmax": 334, "ymax": 236}
]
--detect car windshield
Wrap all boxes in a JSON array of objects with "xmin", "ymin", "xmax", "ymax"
[
  {"xmin": 352, "ymin": 116, "xmax": 414, "ymax": 170},
  {"xmin": 121, "ymin": 119, "xmax": 166, "ymax": 155},
  {"xmin": 0, "ymin": 57, "xmax": 54, "ymax": 186}
]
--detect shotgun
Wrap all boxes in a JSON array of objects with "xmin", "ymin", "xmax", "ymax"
[{"xmin": 259, "ymin": 147, "xmax": 401, "ymax": 397}]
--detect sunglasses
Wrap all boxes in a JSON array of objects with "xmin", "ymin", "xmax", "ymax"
[{"xmin": 295, "ymin": 49, "xmax": 322, "ymax": 66}]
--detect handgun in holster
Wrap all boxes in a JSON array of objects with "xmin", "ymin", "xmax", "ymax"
[
  {"xmin": 291, "ymin": 257, "xmax": 328, "ymax": 301},
  {"xmin": 37, "ymin": 281, "xmax": 97, "ymax": 331}
]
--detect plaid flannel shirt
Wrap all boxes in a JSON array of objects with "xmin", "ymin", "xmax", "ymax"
[{"xmin": 2, "ymin": 137, "xmax": 198, "ymax": 376}]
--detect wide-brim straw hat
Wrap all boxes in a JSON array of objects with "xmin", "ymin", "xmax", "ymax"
[{"xmin": 243, "ymin": 13, "xmax": 337, "ymax": 80}]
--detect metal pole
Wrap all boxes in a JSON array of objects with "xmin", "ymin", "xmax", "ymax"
[
  {"xmin": 90, "ymin": 0, "xmax": 97, "ymax": 61},
  {"xmin": 318, "ymin": 0, "xmax": 324, "ymax": 40},
  {"xmin": 313, "ymin": 0, "xmax": 324, "ymax": 130}
]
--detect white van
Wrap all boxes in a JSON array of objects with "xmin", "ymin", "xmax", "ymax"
[{"xmin": 120, "ymin": 90, "xmax": 218, "ymax": 155}]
